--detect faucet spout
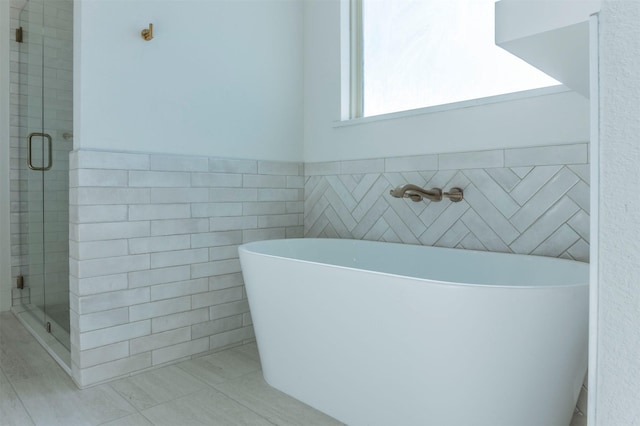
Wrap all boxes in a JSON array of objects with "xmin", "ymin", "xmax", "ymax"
[{"xmin": 389, "ymin": 184, "xmax": 443, "ymax": 202}]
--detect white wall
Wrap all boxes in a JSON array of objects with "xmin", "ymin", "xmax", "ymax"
[
  {"xmin": 303, "ymin": 0, "xmax": 590, "ymax": 163},
  {"xmin": 1, "ymin": 0, "xmax": 12, "ymax": 311},
  {"xmin": 595, "ymin": 1, "xmax": 640, "ymax": 423},
  {"xmin": 75, "ymin": 0, "xmax": 303, "ymax": 161}
]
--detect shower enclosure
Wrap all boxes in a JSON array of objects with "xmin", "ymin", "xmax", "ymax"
[{"xmin": 12, "ymin": 0, "xmax": 73, "ymax": 361}]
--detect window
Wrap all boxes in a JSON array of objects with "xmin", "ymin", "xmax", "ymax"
[{"xmin": 351, "ymin": 0, "xmax": 560, "ymax": 118}]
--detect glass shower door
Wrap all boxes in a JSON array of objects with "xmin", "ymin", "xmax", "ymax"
[
  {"xmin": 20, "ymin": 0, "xmax": 72, "ymax": 352},
  {"xmin": 42, "ymin": 0, "xmax": 73, "ymax": 350},
  {"xmin": 21, "ymin": 0, "xmax": 47, "ymax": 342}
]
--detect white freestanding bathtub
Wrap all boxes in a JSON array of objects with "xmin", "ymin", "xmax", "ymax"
[{"xmin": 238, "ymin": 238, "xmax": 589, "ymax": 426}]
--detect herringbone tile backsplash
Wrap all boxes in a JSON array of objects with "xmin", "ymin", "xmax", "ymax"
[{"xmin": 304, "ymin": 144, "xmax": 589, "ymax": 262}]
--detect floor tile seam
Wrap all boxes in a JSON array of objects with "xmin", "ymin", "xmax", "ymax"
[
  {"xmin": 173, "ymin": 360, "xmax": 231, "ymax": 390},
  {"xmin": 226, "ymin": 348, "xmax": 262, "ymax": 364},
  {"xmin": 2, "ymin": 358, "xmax": 70, "ymax": 390},
  {"xmin": 179, "ymin": 358, "xmax": 264, "ymax": 393},
  {"xmin": 205, "ymin": 374, "xmax": 279, "ymax": 426},
  {"xmin": 135, "ymin": 410, "xmax": 158, "ymax": 426},
  {"xmin": 107, "ymin": 371, "xmax": 210, "ymax": 413},
  {"xmin": 129, "ymin": 374, "xmax": 278, "ymax": 426},
  {"xmin": 227, "ymin": 340, "xmax": 262, "ymax": 362},
  {"xmin": 1, "ymin": 365, "xmax": 38, "ymax": 426},
  {"xmin": 94, "ymin": 411, "xmax": 146, "ymax": 426}
]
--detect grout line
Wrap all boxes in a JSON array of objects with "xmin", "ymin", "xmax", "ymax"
[
  {"xmin": 3, "ymin": 371, "xmax": 38, "ymax": 426},
  {"xmin": 0, "ymin": 314, "xmax": 54, "ymax": 426},
  {"xmin": 172, "ymin": 348, "xmax": 279, "ymax": 426}
]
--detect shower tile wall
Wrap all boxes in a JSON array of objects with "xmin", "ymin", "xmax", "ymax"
[
  {"xmin": 9, "ymin": 0, "xmax": 73, "ymax": 308},
  {"xmin": 305, "ymin": 143, "xmax": 590, "ymax": 262},
  {"xmin": 69, "ymin": 149, "xmax": 303, "ymax": 387}
]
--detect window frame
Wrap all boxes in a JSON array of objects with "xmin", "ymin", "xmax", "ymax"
[
  {"xmin": 349, "ymin": 0, "xmax": 364, "ymax": 119},
  {"xmin": 343, "ymin": 0, "xmax": 563, "ymax": 122}
]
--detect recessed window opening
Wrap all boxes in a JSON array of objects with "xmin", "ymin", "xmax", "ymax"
[{"xmin": 352, "ymin": 0, "xmax": 561, "ymax": 118}]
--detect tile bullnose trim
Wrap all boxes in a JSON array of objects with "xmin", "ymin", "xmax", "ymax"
[{"xmin": 304, "ymin": 142, "xmax": 590, "ymax": 173}]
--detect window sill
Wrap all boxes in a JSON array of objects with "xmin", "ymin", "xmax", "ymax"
[{"xmin": 333, "ymin": 85, "xmax": 569, "ymax": 129}]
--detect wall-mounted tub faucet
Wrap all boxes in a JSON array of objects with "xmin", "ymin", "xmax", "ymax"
[{"xmin": 389, "ymin": 184, "xmax": 463, "ymax": 202}]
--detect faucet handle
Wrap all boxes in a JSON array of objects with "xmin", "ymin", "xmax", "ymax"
[{"xmin": 443, "ymin": 187, "xmax": 464, "ymax": 202}]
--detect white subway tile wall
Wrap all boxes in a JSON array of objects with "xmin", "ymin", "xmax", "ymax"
[
  {"xmin": 305, "ymin": 143, "xmax": 589, "ymax": 263},
  {"xmin": 69, "ymin": 149, "xmax": 304, "ymax": 387}
]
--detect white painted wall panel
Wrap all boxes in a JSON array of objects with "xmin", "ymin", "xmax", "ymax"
[
  {"xmin": 74, "ymin": 0, "xmax": 303, "ymax": 161},
  {"xmin": 595, "ymin": 1, "xmax": 640, "ymax": 423}
]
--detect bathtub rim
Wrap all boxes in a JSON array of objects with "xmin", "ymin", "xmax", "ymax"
[{"xmin": 239, "ymin": 238, "xmax": 589, "ymax": 290}]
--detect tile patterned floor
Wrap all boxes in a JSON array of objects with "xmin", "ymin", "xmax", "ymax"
[
  {"xmin": 1, "ymin": 311, "xmax": 588, "ymax": 426},
  {"xmin": 0, "ymin": 312, "xmax": 341, "ymax": 426}
]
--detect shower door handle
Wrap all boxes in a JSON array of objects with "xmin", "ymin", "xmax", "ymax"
[{"xmin": 27, "ymin": 132, "xmax": 53, "ymax": 171}]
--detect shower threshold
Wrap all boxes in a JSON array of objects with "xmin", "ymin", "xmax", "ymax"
[{"xmin": 11, "ymin": 304, "xmax": 71, "ymax": 375}]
